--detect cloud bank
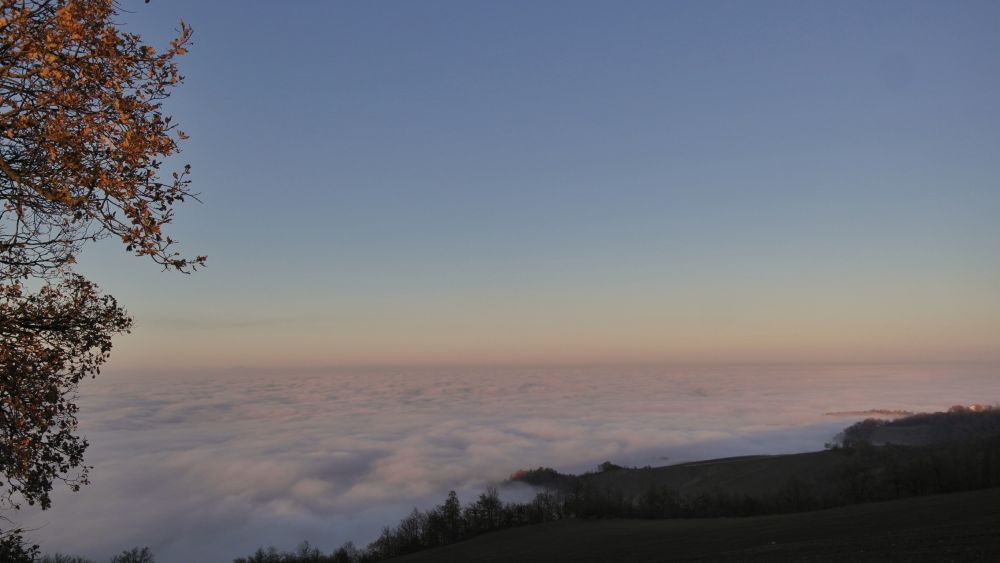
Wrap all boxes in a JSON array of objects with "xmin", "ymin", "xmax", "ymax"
[{"xmin": 22, "ymin": 363, "xmax": 1000, "ymax": 562}]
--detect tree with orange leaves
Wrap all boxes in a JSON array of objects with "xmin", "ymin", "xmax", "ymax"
[{"xmin": 0, "ymin": 0, "xmax": 200, "ymax": 546}]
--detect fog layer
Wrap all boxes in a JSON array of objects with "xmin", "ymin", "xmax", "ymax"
[{"xmin": 24, "ymin": 363, "xmax": 999, "ymax": 562}]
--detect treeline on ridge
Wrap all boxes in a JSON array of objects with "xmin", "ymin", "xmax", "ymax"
[{"xmin": 837, "ymin": 404, "xmax": 1000, "ymax": 446}]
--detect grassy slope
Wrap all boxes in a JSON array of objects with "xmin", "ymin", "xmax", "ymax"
[
  {"xmin": 578, "ymin": 451, "xmax": 851, "ymax": 498},
  {"xmin": 393, "ymin": 488, "xmax": 1000, "ymax": 562}
]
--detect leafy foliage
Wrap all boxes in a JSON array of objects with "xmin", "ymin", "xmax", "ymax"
[
  {"xmin": 1, "ymin": 0, "xmax": 202, "ymax": 277},
  {"xmin": 0, "ymin": 0, "xmax": 200, "ymax": 548},
  {"xmin": 1, "ymin": 275, "xmax": 130, "ymax": 509}
]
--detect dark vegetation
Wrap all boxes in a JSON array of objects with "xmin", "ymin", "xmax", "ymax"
[
  {"xmin": 393, "ymin": 488, "xmax": 1000, "ymax": 562},
  {"xmin": 0, "ymin": 545, "xmax": 156, "ymax": 563},
  {"xmin": 836, "ymin": 404, "xmax": 1000, "ymax": 447},
  {"xmin": 2, "ymin": 0, "xmax": 201, "ymax": 552}
]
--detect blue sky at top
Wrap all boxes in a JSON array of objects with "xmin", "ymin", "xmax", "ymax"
[{"xmin": 82, "ymin": 0, "xmax": 1000, "ymax": 369}]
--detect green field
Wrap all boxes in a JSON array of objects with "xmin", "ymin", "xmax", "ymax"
[{"xmin": 393, "ymin": 488, "xmax": 1000, "ymax": 562}]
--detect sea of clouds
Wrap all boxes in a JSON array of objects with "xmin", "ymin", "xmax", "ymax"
[{"xmin": 21, "ymin": 363, "xmax": 1000, "ymax": 562}]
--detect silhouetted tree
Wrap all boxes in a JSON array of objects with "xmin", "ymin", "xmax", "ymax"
[
  {"xmin": 109, "ymin": 547, "xmax": 155, "ymax": 563},
  {"xmin": 0, "ymin": 528, "xmax": 37, "ymax": 562},
  {"xmin": 232, "ymin": 547, "xmax": 282, "ymax": 563},
  {"xmin": 463, "ymin": 486, "xmax": 502, "ymax": 533},
  {"xmin": 331, "ymin": 541, "xmax": 361, "ymax": 563},
  {"xmin": 1, "ymin": 275, "xmax": 130, "ymax": 511},
  {"xmin": 439, "ymin": 490, "xmax": 463, "ymax": 542},
  {"xmin": 38, "ymin": 554, "xmax": 96, "ymax": 563}
]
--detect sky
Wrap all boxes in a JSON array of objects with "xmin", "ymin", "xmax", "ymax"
[
  {"xmin": 16, "ymin": 2, "xmax": 1000, "ymax": 561},
  {"xmin": 78, "ymin": 0, "xmax": 1000, "ymax": 371}
]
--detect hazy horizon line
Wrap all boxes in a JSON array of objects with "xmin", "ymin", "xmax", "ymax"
[{"xmin": 101, "ymin": 357, "xmax": 1000, "ymax": 377}]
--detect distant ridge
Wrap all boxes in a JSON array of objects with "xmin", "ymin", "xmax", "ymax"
[{"xmin": 825, "ymin": 409, "xmax": 914, "ymax": 416}]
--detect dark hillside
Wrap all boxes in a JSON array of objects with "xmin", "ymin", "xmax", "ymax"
[
  {"xmin": 840, "ymin": 407, "xmax": 1000, "ymax": 446},
  {"xmin": 393, "ymin": 488, "xmax": 1000, "ymax": 562},
  {"xmin": 513, "ymin": 408, "xmax": 1000, "ymax": 504},
  {"xmin": 576, "ymin": 451, "xmax": 851, "ymax": 499}
]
